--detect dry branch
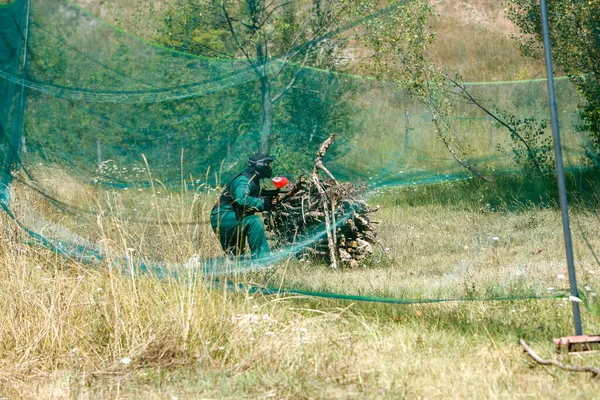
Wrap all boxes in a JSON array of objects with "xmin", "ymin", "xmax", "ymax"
[
  {"xmin": 266, "ymin": 134, "xmax": 380, "ymax": 268},
  {"xmin": 520, "ymin": 339, "xmax": 600, "ymax": 378}
]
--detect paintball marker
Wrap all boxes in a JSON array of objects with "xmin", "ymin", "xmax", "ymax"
[{"xmin": 260, "ymin": 176, "xmax": 290, "ymax": 211}]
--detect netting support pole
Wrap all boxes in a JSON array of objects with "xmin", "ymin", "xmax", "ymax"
[
  {"xmin": 96, "ymin": 138, "xmax": 102, "ymax": 170},
  {"xmin": 488, "ymin": 116, "xmax": 494, "ymax": 150},
  {"xmin": 166, "ymin": 135, "xmax": 171, "ymax": 163},
  {"xmin": 540, "ymin": 0, "xmax": 583, "ymax": 336},
  {"xmin": 404, "ymin": 109, "xmax": 409, "ymax": 151}
]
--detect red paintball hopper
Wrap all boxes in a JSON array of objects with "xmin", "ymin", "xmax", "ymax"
[{"xmin": 272, "ymin": 176, "xmax": 290, "ymax": 189}]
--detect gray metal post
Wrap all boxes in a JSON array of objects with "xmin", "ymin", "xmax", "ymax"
[
  {"xmin": 404, "ymin": 109, "xmax": 409, "ymax": 151},
  {"xmin": 489, "ymin": 116, "xmax": 494, "ymax": 150},
  {"xmin": 540, "ymin": 0, "xmax": 583, "ymax": 336},
  {"xmin": 96, "ymin": 138, "xmax": 102, "ymax": 170},
  {"xmin": 166, "ymin": 135, "xmax": 171, "ymax": 162}
]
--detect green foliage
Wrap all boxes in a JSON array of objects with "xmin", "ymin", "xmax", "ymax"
[
  {"xmin": 354, "ymin": 0, "xmax": 436, "ymax": 99},
  {"xmin": 154, "ymin": 0, "xmax": 356, "ymax": 156},
  {"xmin": 372, "ymin": 167, "xmax": 600, "ymax": 213},
  {"xmin": 354, "ymin": 1, "xmax": 492, "ymax": 179},
  {"xmin": 506, "ymin": 0, "xmax": 600, "ymax": 163},
  {"xmin": 495, "ymin": 111, "xmax": 554, "ymax": 176},
  {"xmin": 20, "ymin": 0, "xmax": 364, "ymax": 182}
]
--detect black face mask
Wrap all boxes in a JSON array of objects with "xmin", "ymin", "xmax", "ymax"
[{"xmin": 255, "ymin": 164, "xmax": 273, "ymax": 179}]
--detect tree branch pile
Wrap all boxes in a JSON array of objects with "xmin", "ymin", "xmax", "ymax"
[{"xmin": 266, "ymin": 134, "xmax": 380, "ymax": 268}]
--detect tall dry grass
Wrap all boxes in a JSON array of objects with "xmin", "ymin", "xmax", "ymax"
[
  {"xmin": 0, "ymin": 165, "xmax": 377, "ymax": 397},
  {"xmin": 2, "ymin": 166, "xmax": 600, "ymax": 398},
  {"xmin": 0, "ymin": 205, "xmax": 367, "ymax": 398}
]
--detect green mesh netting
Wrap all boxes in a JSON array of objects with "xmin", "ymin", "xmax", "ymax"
[{"xmin": 1, "ymin": 0, "xmax": 599, "ymax": 306}]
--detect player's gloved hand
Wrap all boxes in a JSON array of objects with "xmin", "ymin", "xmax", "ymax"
[{"xmin": 262, "ymin": 196, "xmax": 279, "ymax": 211}]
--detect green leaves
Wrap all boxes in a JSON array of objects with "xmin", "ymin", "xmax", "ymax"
[{"xmin": 506, "ymin": 0, "xmax": 600, "ymax": 163}]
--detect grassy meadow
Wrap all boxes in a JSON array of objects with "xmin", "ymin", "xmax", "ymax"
[
  {"xmin": 2, "ymin": 165, "xmax": 600, "ymax": 399},
  {"xmin": 2, "ymin": 0, "xmax": 600, "ymax": 398}
]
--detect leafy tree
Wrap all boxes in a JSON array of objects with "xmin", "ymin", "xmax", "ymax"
[
  {"xmin": 157, "ymin": 0, "xmax": 354, "ymax": 153},
  {"xmin": 355, "ymin": 0, "xmax": 491, "ymax": 180},
  {"xmin": 356, "ymin": 0, "xmax": 562, "ymax": 179},
  {"xmin": 506, "ymin": 0, "xmax": 600, "ymax": 163}
]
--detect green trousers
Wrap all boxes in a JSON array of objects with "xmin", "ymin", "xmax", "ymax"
[{"xmin": 210, "ymin": 209, "xmax": 270, "ymax": 259}]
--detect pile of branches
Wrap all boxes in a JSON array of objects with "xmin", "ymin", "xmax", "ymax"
[{"xmin": 266, "ymin": 134, "xmax": 381, "ymax": 268}]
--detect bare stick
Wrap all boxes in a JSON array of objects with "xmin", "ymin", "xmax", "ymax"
[
  {"xmin": 438, "ymin": 132, "xmax": 492, "ymax": 182},
  {"xmin": 312, "ymin": 134, "xmax": 338, "ymax": 268},
  {"xmin": 313, "ymin": 134, "xmax": 339, "ymax": 184},
  {"xmin": 312, "ymin": 174, "xmax": 337, "ymax": 268},
  {"xmin": 520, "ymin": 339, "xmax": 600, "ymax": 377},
  {"xmin": 279, "ymin": 174, "xmax": 306, "ymax": 202}
]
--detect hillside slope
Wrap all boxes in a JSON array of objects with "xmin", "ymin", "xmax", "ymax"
[
  {"xmin": 431, "ymin": 0, "xmax": 545, "ymax": 81},
  {"xmin": 73, "ymin": 0, "xmax": 543, "ymax": 81}
]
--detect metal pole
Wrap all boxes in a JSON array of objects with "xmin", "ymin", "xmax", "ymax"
[
  {"xmin": 404, "ymin": 109, "xmax": 409, "ymax": 151},
  {"xmin": 489, "ymin": 116, "xmax": 494, "ymax": 151},
  {"xmin": 166, "ymin": 135, "xmax": 171, "ymax": 162},
  {"xmin": 540, "ymin": 0, "xmax": 583, "ymax": 336},
  {"xmin": 96, "ymin": 138, "xmax": 102, "ymax": 170}
]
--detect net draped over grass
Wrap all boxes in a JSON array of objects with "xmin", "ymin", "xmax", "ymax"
[
  {"xmin": 3, "ymin": 1, "xmax": 600, "ymax": 397},
  {"xmin": 0, "ymin": 0, "xmax": 599, "ymax": 306}
]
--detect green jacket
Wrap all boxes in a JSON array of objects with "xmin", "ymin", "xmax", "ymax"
[{"xmin": 212, "ymin": 169, "xmax": 265, "ymax": 217}]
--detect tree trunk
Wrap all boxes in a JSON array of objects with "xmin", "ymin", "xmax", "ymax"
[
  {"xmin": 260, "ymin": 72, "xmax": 272, "ymax": 153},
  {"xmin": 255, "ymin": 34, "xmax": 272, "ymax": 154}
]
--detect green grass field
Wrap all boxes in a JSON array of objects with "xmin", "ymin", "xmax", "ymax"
[
  {"xmin": 2, "ymin": 166, "xmax": 600, "ymax": 399},
  {"xmin": 2, "ymin": 0, "xmax": 599, "ymax": 398}
]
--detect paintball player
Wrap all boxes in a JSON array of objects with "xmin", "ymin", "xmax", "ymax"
[{"xmin": 210, "ymin": 153, "xmax": 277, "ymax": 260}]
